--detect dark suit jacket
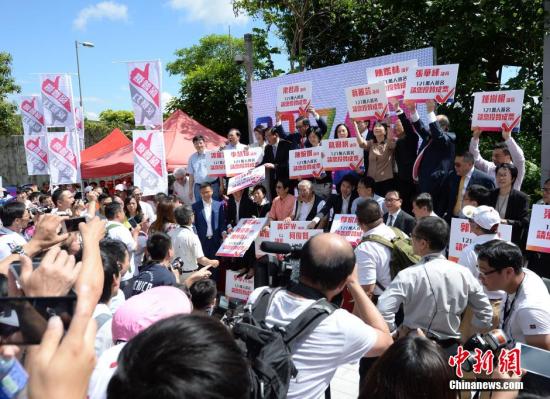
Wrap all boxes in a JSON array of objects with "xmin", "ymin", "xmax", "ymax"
[
  {"xmin": 413, "ymin": 117, "xmax": 456, "ymax": 196},
  {"xmin": 488, "ymin": 189, "xmax": 530, "ymax": 247},
  {"xmin": 274, "ymin": 117, "xmax": 327, "ymax": 148},
  {"xmin": 317, "ymin": 192, "xmax": 358, "ymax": 219},
  {"xmin": 395, "ymin": 111, "xmax": 420, "ymax": 182},
  {"xmin": 226, "ymin": 194, "xmax": 254, "ymax": 228},
  {"xmin": 383, "ymin": 210, "xmax": 416, "ymax": 236},
  {"xmin": 192, "ymin": 199, "xmax": 226, "ymax": 249},
  {"xmin": 262, "ymin": 139, "xmax": 293, "ymax": 198},
  {"xmin": 444, "ymin": 168, "xmax": 496, "ymax": 219}
]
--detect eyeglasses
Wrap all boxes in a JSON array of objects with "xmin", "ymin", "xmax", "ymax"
[
  {"xmin": 384, "ymin": 198, "xmax": 400, "ymax": 202},
  {"xmin": 478, "ymin": 268, "xmax": 499, "ymax": 277}
]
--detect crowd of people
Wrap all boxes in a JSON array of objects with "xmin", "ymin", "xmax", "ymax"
[{"xmin": 0, "ymin": 98, "xmax": 549, "ymax": 398}]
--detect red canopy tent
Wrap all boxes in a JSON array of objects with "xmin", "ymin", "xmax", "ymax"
[
  {"xmin": 80, "ymin": 128, "xmax": 131, "ymax": 164},
  {"xmin": 80, "ymin": 110, "xmax": 226, "ymax": 179}
]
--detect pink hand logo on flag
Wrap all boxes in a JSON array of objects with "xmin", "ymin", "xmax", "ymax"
[
  {"xmin": 21, "ymin": 98, "xmax": 45, "ymax": 125},
  {"xmin": 25, "ymin": 138, "xmax": 49, "ymax": 164},
  {"xmin": 130, "ymin": 63, "xmax": 160, "ymax": 107},
  {"xmin": 42, "ymin": 76, "xmax": 72, "ymax": 112},
  {"xmin": 135, "ymin": 133, "xmax": 163, "ymax": 176},
  {"xmin": 49, "ymin": 134, "xmax": 77, "ymax": 168}
]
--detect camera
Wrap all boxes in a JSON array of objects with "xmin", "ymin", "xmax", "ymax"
[
  {"xmin": 461, "ymin": 329, "xmax": 508, "ymax": 373},
  {"xmin": 259, "ymin": 241, "xmax": 304, "ymax": 287},
  {"xmin": 28, "ymin": 206, "xmax": 52, "ymax": 216},
  {"xmin": 171, "ymin": 257, "xmax": 185, "ymax": 274}
]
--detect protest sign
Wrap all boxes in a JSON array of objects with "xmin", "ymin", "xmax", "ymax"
[
  {"xmin": 133, "ymin": 130, "xmax": 168, "ymax": 196},
  {"xmin": 330, "ymin": 214, "xmax": 363, "ymax": 246},
  {"xmin": 205, "ymin": 150, "xmax": 226, "ymax": 177},
  {"xmin": 471, "ymin": 90, "xmax": 524, "ymax": 132},
  {"xmin": 24, "ymin": 135, "xmax": 49, "ymax": 175},
  {"xmin": 366, "ymin": 60, "xmax": 418, "ymax": 98},
  {"xmin": 227, "ymin": 166, "xmax": 265, "ymax": 195},
  {"xmin": 321, "ymin": 138, "xmax": 363, "ymax": 171},
  {"xmin": 224, "ymin": 147, "xmax": 263, "ymax": 177},
  {"xmin": 269, "ymin": 220, "xmax": 311, "ymax": 242},
  {"xmin": 225, "ymin": 270, "xmax": 255, "ymax": 301},
  {"xmin": 289, "ymin": 147, "xmax": 323, "ymax": 179},
  {"xmin": 19, "ymin": 96, "xmax": 46, "ymax": 135},
  {"xmin": 254, "ymin": 226, "xmax": 271, "ymax": 258},
  {"xmin": 448, "ymin": 218, "xmax": 512, "ymax": 262},
  {"xmin": 345, "ymin": 81, "xmax": 388, "ymax": 120},
  {"xmin": 277, "ymin": 81, "xmax": 312, "ymax": 114},
  {"xmin": 40, "ymin": 74, "xmax": 76, "ymax": 129},
  {"xmin": 278, "ymin": 229, "xmax": 323, "ymax": 246},
  {"xmin": 526, "ymin": 205, "xmax": 550, "ymax": 254},
  {"xmin": 46, "ymin": 132, "xmax": 80, "ymax": 185},
  {"xmin": 127, "ymin": 61, "xmax": 162, "ymax": 127},
  {"xmin": 404, "ymin": 64, "xmax": 459, "ymax": 104},
  {"xmin": 217, "ymin": 218, "xmax": 266, "ymax": 257}
]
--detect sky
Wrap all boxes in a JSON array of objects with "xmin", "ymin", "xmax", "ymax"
[{"xmin": 0, "ymin": 0, "xmax": 288, "ymax": 120}]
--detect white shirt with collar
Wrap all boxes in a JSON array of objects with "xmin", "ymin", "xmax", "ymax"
[
  {"xmin": 386, "ymin": 209, "xmax": 401, "ymax": 227},
  {"xmin": 203, "ymin": 201, "xmax": 214, "ymax": 237},
  {"xmin": 106, "ymin": 221, "xmax": 137, "ymax": 279},
  {"xmin": 169, "ymin": 225, "xmax": 205, "ymax": 271},
  {"xmin": 93, "ymin": 303, "xmax": 113, "ymax": 357},
  {"xmin": 0, "ymin": 226, "xmax": 27, "ymax": 261},
  {"xmin": 140, "ymin": 200, "xmax": 155, "ymax": 223},
  {"xmin": 293, "ymin": 196, "xmax": 325, "ymax": 222},
  {"xmin": 460, "ymin": 167, "xmax": 475, "ymax": 198},
  {"xmin": 172, "ymin": 179, "xmax": 192, "ymax": 205},
  {"xmin": 355, "ymin": 223, "xmax": 396, "ymax": 296}
]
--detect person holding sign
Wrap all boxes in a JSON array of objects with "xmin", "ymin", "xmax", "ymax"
[
  {"xmin": 470, "ymin": 127, "xmax": 526, "ymax": 191},
  {"xmin": 316, "ymin": 174, "xmax": 358, "ymax": 231},
  {"xmin": 292, "ymin": 180, "xmax": 326, "ymax": 229},
  {"xmin": 266, "ymin": 178, "xmax": 296, "ymax": 224},
  {"xmin": 406, "ymin": 100, "xmax": 456, "ymax": 201},
  {"xmin": 261, "ymin": 127, "xmax": 293, "ymax": 199},
  {"xmin": 307, "ymin": 127, "xmax": 333, "ymax": 199},
  {"xmin": 488, "ymin": 163, "xmax": 530, "ymax": 248},
  {"xmin": 275, "ymin": 105, "xmax": 326, "ymax": 149},
  {"xmin": 188, "ymin": 135, "xmax": 222, "ymax": 202},
  {"xmin": 355, "ymin": 121, "xmax": 396, "ymax": 197}
]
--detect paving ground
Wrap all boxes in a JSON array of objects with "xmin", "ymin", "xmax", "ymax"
[{"xmin": 329, "ymin": 362, "xmax": 360, "ymax": 399}]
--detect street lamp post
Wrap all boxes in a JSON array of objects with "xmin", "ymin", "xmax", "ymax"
[{"xmin": 74, "ymin": 40, "xmax": 95, "ymax": 109}]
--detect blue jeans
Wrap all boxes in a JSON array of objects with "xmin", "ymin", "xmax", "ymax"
[{"xmin": 193, "ymin": 179, "xmax": 221, "ymax": 202}]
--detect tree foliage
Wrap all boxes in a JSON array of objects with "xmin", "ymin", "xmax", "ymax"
[
  {"xmin": 0, "ymin": 52, "xmax": 22, "ymax": 135},
  {"xmin": 166, "ymin": 31, "xmax": 282, "ymax": 139},
  {"xmin": 99, "ymin": 109, "xmax": 135, "ymax": 129}
]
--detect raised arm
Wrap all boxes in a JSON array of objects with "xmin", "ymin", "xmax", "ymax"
[{"xmin": 469, "ymin": 127, "xmax": 493, "ymax": 174}]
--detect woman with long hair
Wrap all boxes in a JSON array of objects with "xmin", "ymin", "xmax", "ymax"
[
  {"xmin": 124, "ymin": 195, "xmax": 145, "ymax": 224},
  {"xmin": 149, "ymin": 199, "xmax": 177, "ymax": 235}
]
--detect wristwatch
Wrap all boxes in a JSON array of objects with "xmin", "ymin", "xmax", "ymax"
[{"xmin": 9, "ymin": 244, "xmax": 26, "ymax": 256}]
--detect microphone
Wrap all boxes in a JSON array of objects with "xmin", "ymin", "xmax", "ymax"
[{"xmin": 260, "ymin": 241, "xmax": 303, "ymax": 257}]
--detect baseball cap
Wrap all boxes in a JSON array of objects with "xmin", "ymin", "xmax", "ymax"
[
  {"xmin": 111, "ymin": 286, "xmax": 192, "ymax": 343},
  {"xmin": 114, "ymin": 183, "xmax": 125, "ymax": 192},
  {"xmin": 463, "ymin": 205, "xmax": 500, "ymax": 230}
]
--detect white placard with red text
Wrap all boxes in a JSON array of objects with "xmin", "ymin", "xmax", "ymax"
[
  {"xmin": 471, "ymin": 90, "xmax": 524, "ymax": 132},
  {"xmin": 225, "ymin": 270, "xmax": 255, "ymax": 301},
  {"xmin": 24, "ymin": 134, "xmax": 49, "ymax": 175},
  {"xmin": 46, "ymin": 132, "xmax": 81, "ymax": 184},
  {"xmin": 227, "ymin": 166, "xmax": 265, "ymax": 195},
  {"xmin": 205, "ymin": 150, "xmax": 226, "ymax": 177},
  {"xmin": 277, "ymin": 81, "xmax": 312, "ymax": 114},
  {"xmin": 278, "ymin": 229, "xmax": 323, "ymax": 246},
  {"xmin": 345, "ymin": 81, "xmax": 389, "ymax": 120},
  {"xmin": 254, "ymin": 227, "xmax": 271, "ymax": 258},
  {"xmin": 224, "ymin": 147, "xmax": 263, "ymax": 177},
  {"xmin": 269, "ymin": 221, "xmax": 311, "ymax": 242},
  {"xmin": 40, "ymin": 74, "xmax": 76, "ymax": 129},
  {"xmin": 217, "ymin": 218, "xmax": 267, "ymax": 257},
  {"xmin": 526, "ymin": 205, "xmax": 550, "ymax": 254},
  {"xmin": 289, "ymin": 147, "xmax": 323, "ymax": 179},
  {"xmin": 127, "ymin": 61, "xmax": 162, "ymax": 127},
  {"xmin": 321, "ymin": 138, "xmax": 363, "ymax": 171},
  {"xmin": 448, "ymin": 218, "xmax": 513, "ymax": 262},
  {"xmin": 404, "ymin": 64, "xmax": 459, "ymax": 104},
  {"xmin": 366, "ymin": 60, "xmax": 418, "ymax": 98},
  {"xmin": 330, "ymin": 214, "xmax": 363, "ymax": 247},
  {"xmin": 19, "ymin": 96, "xmax": 46, "ymax": 135},
  {"xmin": 132, "ymin": 130, "xmax": 168, "ymax": 196}
]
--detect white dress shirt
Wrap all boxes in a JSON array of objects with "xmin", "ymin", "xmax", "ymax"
[{"xmin": 203, "ymin": 201, "xmax": 213, "ymax": 237}]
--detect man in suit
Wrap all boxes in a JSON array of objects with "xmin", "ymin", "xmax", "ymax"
[
  {"xmin": 192, "ymin": 182, "xmax": 226, "ymax": 281},
  {"xmin": 382, "ymin": 190, "xmax": 416, "ymax": 236},
  {"xmin": 262, "ymin": 127, "xmax": 294, "ymax": 199},
  {"xmin": 405, "ymin": 100, "xmax": 456, "ymax": 203},
  {"xmin": 274, "ymin": 105, "xmax": 327, "ymax": 149},
  {"xmin": 444, "ymin": 151, "xmax": 495, "ymax": 221},
  {"xmin": 225, "ymin": 188, "xmax": 254, "ymax": 229},
  {"xmin": 315, "ymin": 174, "xmax": 358, "ymax": 230}
]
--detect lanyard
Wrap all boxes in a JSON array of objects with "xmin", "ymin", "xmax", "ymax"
[{"xmin": 501, "ymin": 274, "xmax": 525, "ymax": 333}]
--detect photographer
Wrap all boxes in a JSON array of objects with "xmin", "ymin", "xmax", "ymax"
[{"xmin": 248, "ymin": 233, "xmax": 392, "ymax": 399}]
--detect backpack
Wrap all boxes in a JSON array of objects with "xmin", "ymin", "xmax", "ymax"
[
  {"xmin": 362, "ymin": 226, "xmax": 420, "ymax": 288},
  {"xmin": 232, "ymin": 287, "xmax": 337, "ymax": 399}
]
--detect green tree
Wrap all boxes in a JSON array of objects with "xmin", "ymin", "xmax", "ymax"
[
  {"xmin": 0, "ymin": 52, "xmax": 22, "ymax": 135},
  {"xmin": 99, "ymin": 109, "xmax": 136, "ymax": 129},
  {"xmin": 166, "ymin": 31, "xmax": 282, "ymax": 138}
]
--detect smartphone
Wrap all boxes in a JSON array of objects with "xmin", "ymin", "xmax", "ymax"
[
  {"xmin": 9, "ymin": 258, "xmax": 42, "ymax": 283},
  {"xmin": 128, "ymin": 217, "xmax": 138, "ymax": 229},
  {"xmin": 63, "ymin": 216, "xmax": 86, "ymax": 233},
  {"xmin": 516, "ymin": 343, "xmax": 550, "ymax": 379},
  {"xmin": 0, "ymin": 296, "xmax": 76, "ymax": 345}
]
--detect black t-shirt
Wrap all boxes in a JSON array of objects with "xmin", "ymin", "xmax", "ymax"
[{"xmin": 130, "ymin": 263, "xmax": 176, "ymax": 297}]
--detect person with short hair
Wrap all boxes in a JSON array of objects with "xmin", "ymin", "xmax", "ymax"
[
  {"xmin": 470, "ymin": 126, "xmax": 526, "ymax": 190},
  {"xmin": 171, "ymin": 167, "xmax": 192, "ymax": 204},
  {"xmin": 315, "ymin": 174, "xmax": 358, "ymax": 230},
  {"xmin": 306, "ymin": 127, "xmax": 333, "ymax": 199},
  {"xmin": 188, "ymin": 135, "xmax": 221, "ymax": 202},
  {"xmin": 0, "ymin": 202, "xmax": 30, "ymax": 261},
  {"xmin": 266, "ymin": 178, "xmax": 296, "ymax": 223},
  {"xmin": 38, "ymin": 193, "xmax": 54, "ymax": 209},
  {"xmin": 274, "ymin": 105, "xmax": 327, "ymax": 149},
  {"xmin": 462, "ymin": 184, "xmax": 491, "ymax": 208},
  {"xmin": 251, "ymin": 184, "xmax": 271, "ymax": 218},
  {"xmin": 247, "ymin": 233, "xmax": 393, "ymax": 399},
  {"xmin": 351, "ymin": 176, "xmax": 385, "ymax": 214},
  {"xmin": 170, "ymin": 205, "xmax": 219, "ymax": 281},
  {"xmin": 106, "ymin": 315, "xmax": 250, "ymax": 399},
  {"xmin": 99, "ymin": 238, "xmax": 130, "ymax": 313},
  {"xmin": 261, "ymin": 127, "xmax": 294, "ymax": 199},
  {"xmin": 377, "ymin": 217, "xmax": 493, "ymax": 355},
  {"xmin": 411, "ymin": 192, "xmax": 438, "ymax": 220},
  {"xmin": 51, "ymin": 188, "xmax": 75, "ymax": 215},
  {"xmin": 383, "ymin": 190, "xmax": 416, "ymax": 236},
  {"xmin": 293, "ymin": 180, "xmax": 326, "ymax": 229},
  {"xmin": 189, "ymin": 279, "xmax": 217, "ymax": 314}
]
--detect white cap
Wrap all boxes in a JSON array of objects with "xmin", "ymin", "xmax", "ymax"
[
  {"xmin": 463, "ymin": 205, "xmax": 500, "ymax": 231},
  {"xmin": 115, "ymin": 183, "xmax": 126, "ymax": 192}
]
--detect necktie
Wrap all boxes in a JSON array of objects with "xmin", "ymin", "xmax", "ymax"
[
  {"xmin": 412, "ymin": 139, "xmax": 431, "ymax": 182},
  {"xmin": 273, "ymin": 145, "xmax": 277, "ymax": 158},
  {"xmin": 453, "ymin": 176, "xmax": 466, "ymax": 216},
  {"xmin": 388, "ymin": 214, "xmax": 394, "ymax": 226},
  {"xmin": 300, "ymin": 137, "xmax": 304, "ymax": 149}
]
